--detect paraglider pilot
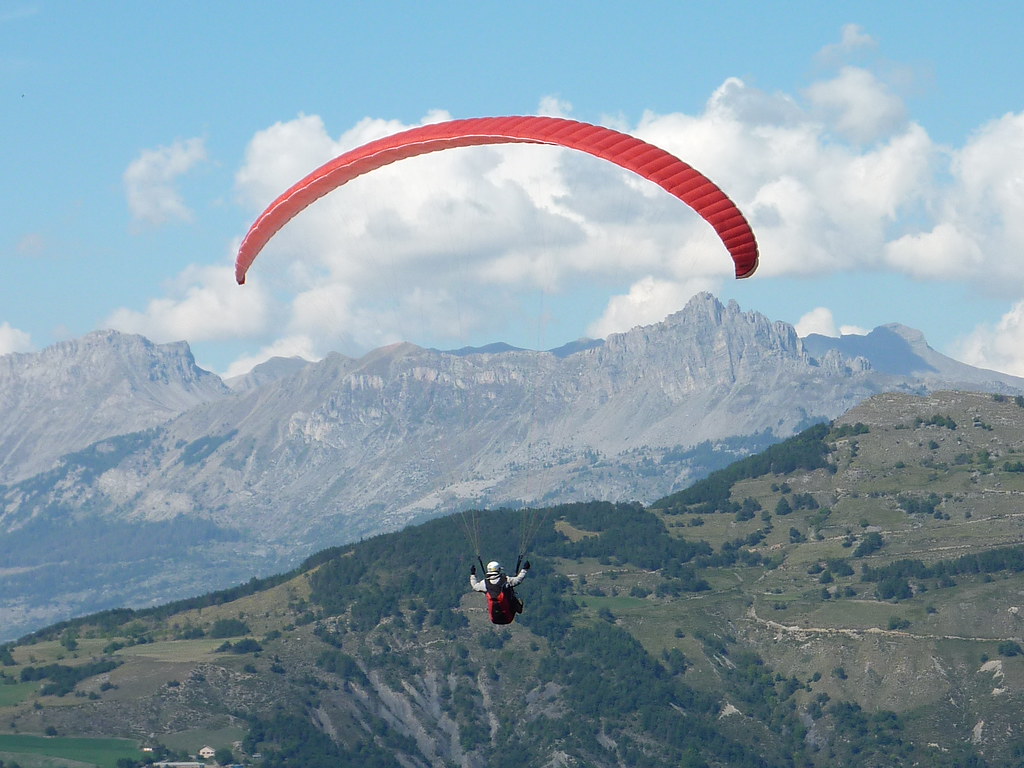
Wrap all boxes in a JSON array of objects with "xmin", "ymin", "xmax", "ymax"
[{"xmin": 470, "ymin": 559, "xmax": 529, "ymax": 625}]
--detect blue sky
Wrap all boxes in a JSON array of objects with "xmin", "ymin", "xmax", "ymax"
[{"xmin": 3, "ymin": 2, "xmax": 1024, "ymax": 378}]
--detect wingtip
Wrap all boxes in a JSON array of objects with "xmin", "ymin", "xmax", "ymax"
[{"xmin": 736, "ymin": 257, "xmax": 759, "ymax": 280}]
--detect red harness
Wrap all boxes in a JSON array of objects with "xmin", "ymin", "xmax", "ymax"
[{"xmin": 486, "ymin": 588, "xmax": 516, "ymax": 625}]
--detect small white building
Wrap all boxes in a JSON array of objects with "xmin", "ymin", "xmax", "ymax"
[{"xmin": 198, "ymin": 746, "xmax": 217, "ymax": 760}]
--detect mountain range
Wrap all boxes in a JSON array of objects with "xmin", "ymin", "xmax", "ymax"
[{"xmin": 2, "ymin": 292, "xmax": 1023, "ymax": 640}]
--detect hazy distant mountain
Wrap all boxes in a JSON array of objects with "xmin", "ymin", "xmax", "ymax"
[
  {"xmin": 0, "ymin": 330, "xmax": 228, "ymax": 484},
  {"xmin": 444, "ymin": 338, "xmax": 604, "ymax": 358},
  {"xmin": 3, "ymin": 293, "xmax": 1024, "ymax": 638},
  {"xmin": 224, "ymin": 355, "xmax": 313, "ymax": 392},
  {"xmin": 802, "ymin": 323, "xmax": 1023, "ymax": 387}
]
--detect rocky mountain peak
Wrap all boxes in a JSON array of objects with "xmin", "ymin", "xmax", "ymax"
[{"xmin": 0, "ymin": 329, "xmax": 229, "ymax": 483}]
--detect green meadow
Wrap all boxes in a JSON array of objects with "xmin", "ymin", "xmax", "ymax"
[{"xmin": 0, "ymin": 734, "xmax": 140, "ymax": 768}]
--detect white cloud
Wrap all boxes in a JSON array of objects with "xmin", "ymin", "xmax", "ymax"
[
  {"xmin": 882, "ymin": 112, "xmax": 1024, "ymax": 291},
  {"xmin": 794, "ymin": 309, "xmax": 870, "ymax": 338},
  {"xmin": 104, "ymin": 265, "xmax": 270, "ymax": 343},
  {"xmin": 223, "ymin": 335, "xmax": 319, "ymax": 380},
  {"xmin": 124, "ymin": 137, "xmax": 207, "ymax": 225},
  {"xmin": 234, "ymin": 113, "xmax": 419, "ymax": 212},
  {"xmin": 633, "ymin": 78, "xmax": 936, "ymax": 280},
  {"xmin": 0, "ymin": 322, "xmax": 33, "ymax": 355},
  {"xmin": 884, "ymin": 222, "xmax": 984, "ymax": 278},
  {"xmin": 537, "ymin": 95, "xmax": 573, "ymax": 118},
  {"xmin": 286, "ymin": 282, "xmax": 400, "ymax": 354},
  {"xmin": 587, "ymin": 276, "xmax": 719, "ymax": 339},
  {"xmin": 795, "ymin": 307, "xmax": 839, "ymax": 337},
  {"xmin": 953, "ymin": 301, "xmax": 1024, "ymax": 377},
  {"xmin": 806, "ymin": 66, "xmax": 907, "ymax": 144}
]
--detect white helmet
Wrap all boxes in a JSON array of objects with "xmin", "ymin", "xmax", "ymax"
[{"xmin": 486, "ymin": 560, "xmax": 502, "ymax": 574}]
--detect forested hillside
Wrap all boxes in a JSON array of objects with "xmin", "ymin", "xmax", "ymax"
[{"xmin": 3, "ymin": 390, "xmax": 1024, "ymax": 767}]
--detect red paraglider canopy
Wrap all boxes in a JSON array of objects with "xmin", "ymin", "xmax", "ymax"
[{"xmin": 235, "ymin": 115, "xmax": 759, "ymax": 284}]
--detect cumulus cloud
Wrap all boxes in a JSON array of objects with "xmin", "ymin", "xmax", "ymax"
[
  {"xmin": 885, "ymin": 222, "xmax": 983, "ymax": 278},
  {"xmin": 795, "ymin": 307, "xmax": 869, "ymax": 338},
  {"xmin": 104, "ymin": 265, "xmax": 270, "ymax": 343},
  {"xmin": 883, "ymin": 112, "xmax": 1024, "ymax": 290},
  {"xmin": 953, "ymin": 301, "xmax": 1024, "ymax": 377},
  {"xmin": 0, "ymin": 322, "xmax": 33, "ymax": 355},
  {"xmin": 806, "ymin": 67, "xmax": 907, "ymax": 143},
  {"xmin": 587, "ymin": 276, "xmax": 719, "ymax": 339},
  {"xmin": 124, "ymin": 137, "xmax": 207, "ymax": 225},
  {"xmin": 795, "ymin": 307, "xmax": 839, "ymax": 337},
  {"xmin": 616, "ymin": 74, "xmax": 937, "ymax": 283}
]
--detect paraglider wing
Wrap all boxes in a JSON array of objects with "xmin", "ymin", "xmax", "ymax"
[{"xmin": 235, "ymin": 115, "xmax": 759, "ymax": 284}]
